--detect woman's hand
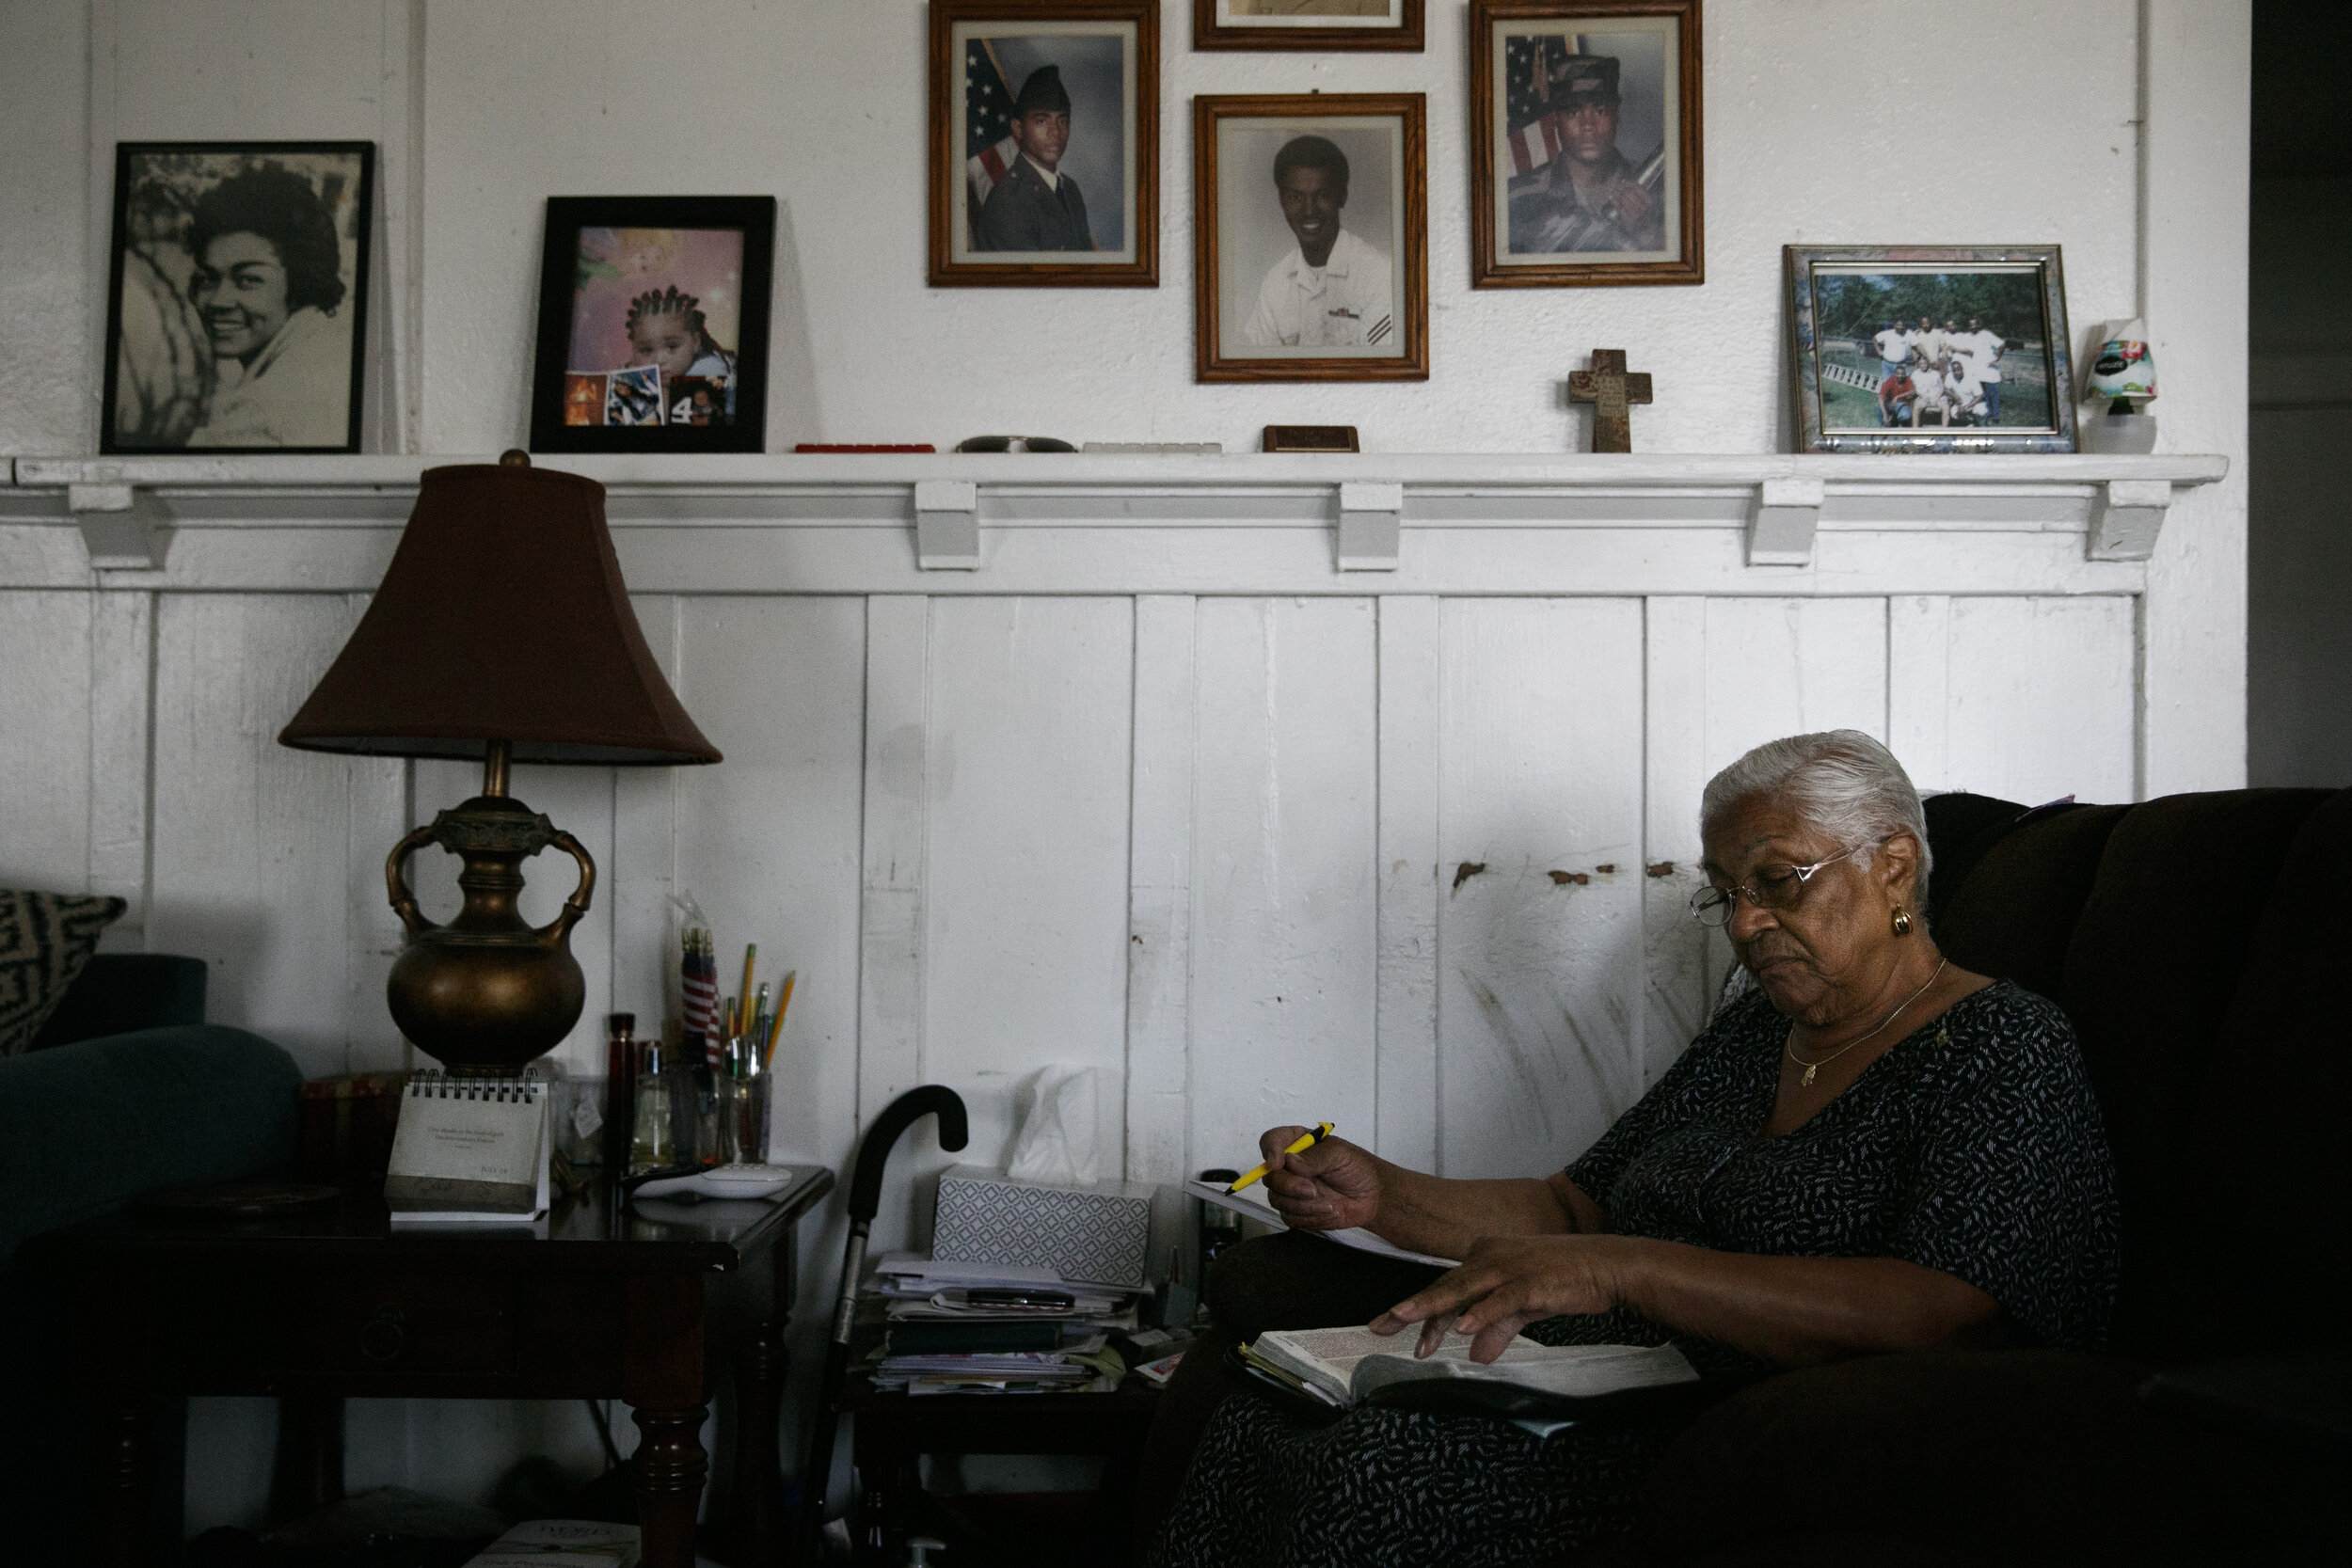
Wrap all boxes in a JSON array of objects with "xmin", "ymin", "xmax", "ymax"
[
  {"xmin": 1257, "ymin": 1127, "xmax": 1383, "ymax": 1232},
  {"xmin": 1369, "ymin": 1234, "xmax": 1644, "ymax": 1363}
]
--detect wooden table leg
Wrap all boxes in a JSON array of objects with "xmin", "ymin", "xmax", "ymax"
[
  {"xmin": 633, "ymin": 1403, "xmax": 710, "ymax": 1568},
  {"xmin": 626, "ymin": 1273, "xmax": 709, "ymax": 1568},
  {"xmin": 100, "ymin": 1396, "xmax": 154, "ymax": 1568},
  {"xmin": 270, "ymin": 1392, "xmax": 347, "ymax": 1525},
  {"xmin": 732, "ymin": 1227, "xmax": 797, "ymax": 1567}
]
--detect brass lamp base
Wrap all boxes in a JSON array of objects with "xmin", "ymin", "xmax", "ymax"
[{"xmin": 385, "ymin": 743, "xmax": 596, "ymax": 1074}]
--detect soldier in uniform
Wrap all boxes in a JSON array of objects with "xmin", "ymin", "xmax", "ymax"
[
  {"xmin": 976, "ymin": 65, "xmax": 1096, "ymax": 252},
  {"xmin": 1241, "ymin": 135, "xmax": 1395, "ymax": 351},
  {"xmin": 1505, "ymin": 54, "xmax": 1667, "ymax": 255}
]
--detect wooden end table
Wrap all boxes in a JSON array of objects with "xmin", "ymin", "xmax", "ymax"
[
  {"xmin": 20, "ymin": 1164, "xmax": 834, "ymax": 1568},
  {"xmin": 836, "ymin": 1351, "xmax": 1161, "ymax": 1565}
]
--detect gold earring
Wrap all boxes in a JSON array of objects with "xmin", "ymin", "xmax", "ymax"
[{"xmin": 1893, "ymin": 908, "xmax": 1913, "ymax": 936}]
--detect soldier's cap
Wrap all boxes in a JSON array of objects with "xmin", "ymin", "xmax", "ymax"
[
  {"xmin": 1551, "ymin": 53, "xmax": 1621, "ymax": 105},
  {"xmin": 1014, "ymin": 64, "xmax": 1073, "ymax": 116}
]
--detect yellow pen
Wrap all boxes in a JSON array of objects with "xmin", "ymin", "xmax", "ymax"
[{"xmin": 1226, "ymin": 1123, "xmax": 1334, "ymax": 1195}]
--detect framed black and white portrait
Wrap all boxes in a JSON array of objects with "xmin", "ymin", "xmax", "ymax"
[
  {"xmin": 1470, "ymin": 1, "xmax": 1702, "ymax": 288},
  {"xmin": 1194, "ymin": 0, "xmax": 1425, "ymax": 52},
  {"xmin": 930, "ymin": 0, "xmax": 1160, "ymax": 287},
  {"xmin": 527, "ymin": 196, "xmax": 775, "ymax": 453},
  {"xmin": 102, "ymin": 141, "xmax": 373, "ymax": 453},
  {"xmin": 1194, "ymin": 93, "xmax": 1428, "ymax": 382}
]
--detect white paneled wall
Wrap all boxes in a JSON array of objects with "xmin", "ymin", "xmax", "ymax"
[
  {"xmin": 1, "ymin": 579, "xmax": 2141, "ymax": 1184},
  {"xmin": 0, "ymin": 557, "xmax": 2147, "ymax": 1526}
]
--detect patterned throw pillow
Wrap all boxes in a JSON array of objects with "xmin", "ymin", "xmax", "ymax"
[{"xmin": 0, "ymin": 891, "xmax": 127, "ymax": 1056}]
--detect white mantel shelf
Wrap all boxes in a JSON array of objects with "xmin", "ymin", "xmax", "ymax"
[{"xmin": 3, "ymin": 451, "xmax": 2227, "ymax": 594}]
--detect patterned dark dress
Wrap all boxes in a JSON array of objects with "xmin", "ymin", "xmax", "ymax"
[{"xmin": 1153, "ymin": 980, "xmax": 2121, "ymax": 1568}]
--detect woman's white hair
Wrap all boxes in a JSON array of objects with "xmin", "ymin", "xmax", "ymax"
[{"xmin": 1699, "ymin": 730, "xmax": 1932, "ymax": 879}]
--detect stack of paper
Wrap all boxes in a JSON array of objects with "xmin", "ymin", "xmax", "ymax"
[
  {"xmin": 870, "ymin": 1254, "xmax": 1141, "ymax": 1332},
  {"xmin": 863, "ymin": 1254, "xmax": 1140, "ymax": 1394}
]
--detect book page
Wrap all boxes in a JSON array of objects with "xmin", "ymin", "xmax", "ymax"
[
  {"xmin": 1256, "ymin": 1323, "xmax": 1519, "ymax": 1391},
  {"xmin": 1350, "ymin": 1341, "xmax": 1699, "ymax": 1402}
]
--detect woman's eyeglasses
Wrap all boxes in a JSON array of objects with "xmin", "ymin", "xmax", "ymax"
[{"xmin": 1687, "ymin": 843, "xmax": 1873, "ymax": 927}]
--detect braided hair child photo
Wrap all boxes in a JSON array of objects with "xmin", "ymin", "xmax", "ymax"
[
  {"xmin": 528, "ymin": 199, "xmax": 773, "ymax": 451},
  {"xmin": 624, "ymin": 284, "xmax": 738, "ymax": 425}
]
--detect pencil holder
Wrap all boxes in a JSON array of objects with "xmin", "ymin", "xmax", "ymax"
[{"xmin": 719, "ymin": 1070, "xmax": 771, "ymax": 1164}]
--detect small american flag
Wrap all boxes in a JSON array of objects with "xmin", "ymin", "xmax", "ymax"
[
  {"xmin": 682, "ymin": 928, "xmax": 721, "ymax": 1069},
  {"xmin": 965, "ymin": 40, "xmax": 1020, "ymax": 214},
  {"xmin": 1502, "ymin": 33, "xmax": 1587, "ymax": 176}
]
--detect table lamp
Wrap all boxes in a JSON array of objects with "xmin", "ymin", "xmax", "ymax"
[{"xmin": 278, "ymin": 451, "xmax": 720, "ymax": 1072}]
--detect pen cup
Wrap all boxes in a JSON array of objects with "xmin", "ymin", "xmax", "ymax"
[{"xmin": 713, "ymin": 1037, "xmax": 771, "ymax": 1165}]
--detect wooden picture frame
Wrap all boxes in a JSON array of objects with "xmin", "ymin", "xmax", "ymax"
[
  {"xmin": 527, "ymin": 195, "xmax": 775, "ymax": 454},
  {"xmin": 1469, "ymin": 0, "xmax": 1702, "ymax": 288},
  {"xmin": 1194, "ymin": 93, "xmax": 1429, "ymax": 383},
  {"xmin": 1784, "ymin": 245, "xmax": 2078, "ymax": 453},
  {"xmin": 930, "ymin": 0, "xmax": 1160, "ymax": 288},
  {"xmin": 1194, "ymin": 0, "xmax": 1424, "ymax": 53},
  {"xmin": 102, "ymin": 141, "xmax": 374, "ymax": 453}
]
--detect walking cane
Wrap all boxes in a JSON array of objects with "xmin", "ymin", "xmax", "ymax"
[{"xmin": 799, "ymin": 1085, "xmax": 969, "ymax": 1562}]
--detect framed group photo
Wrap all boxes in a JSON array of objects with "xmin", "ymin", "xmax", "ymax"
[
  {"xmin": 1469, "ymin": 0, "xmax": 1702, "ymax": 288},
  {"xmin": 102, "ymin": 141, "xmax": 373, "ymax": 453},
  {"xmin": 1194, "ymin": 93, "xmax": 1429, "ymax": 382},
  {"xmin": 1784, "ymin": 245, "xmax": 2078, "ymax": 453},
  {"xmin": 930, "ymin": 0, "xmax": 1159, "ymax": 287},
  {"xmin": 1193, "ymin": 0, "xmax": 1425, "ymax": 52},
  {"xmin": 527, "ymin": 196, "xmax": 775, "ymax": 453}
]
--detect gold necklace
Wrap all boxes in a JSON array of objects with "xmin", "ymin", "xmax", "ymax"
[{"xmin": 1786, "ymin": 958, "xmax": 1947, "ymax": 1088}]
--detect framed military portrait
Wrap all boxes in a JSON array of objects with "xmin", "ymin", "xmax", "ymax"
[
  {"xmin": 102, "ymin": 141, "xmax": 373, "ymax": 453},
  {"xmin": 1470, "ymin": 0, "xmax": 1703, "ymax": 288},
  {"xmin": 930, "ymin": 0, "xmax": 1160, "ymax": 288},
  {"xmin": 1785, "ymin": 245, "xmax": 2078, "ymax": 454},
  {"xmin": 527, "ymin": 195, "xmax": 776, "ymax": 453},
  {"xmin": 1194, "ymin": 93, "xmax": 1429, "ymax": 383},
  {"xmin": 1193, "ymin": 0, "xmax": 1425, "ymax": 53}
]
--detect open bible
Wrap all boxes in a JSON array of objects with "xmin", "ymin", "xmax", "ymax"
[{"xmin": 1245, "ymin": 1323, "xmax": 1697, "ymax": 1412}]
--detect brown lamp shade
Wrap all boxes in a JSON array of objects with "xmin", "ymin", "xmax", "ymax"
[{"xmin": 278, "ymin": 460, "xmax": 721, "ymax": 766}]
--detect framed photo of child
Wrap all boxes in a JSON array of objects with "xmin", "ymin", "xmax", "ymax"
[
  {"xmin": 930, "ymin": 0, "xmax": 1159, "ymax": 287},
  {"xmin": 527, "ymin": 196, "xmax": 775, "ymax": 452}
]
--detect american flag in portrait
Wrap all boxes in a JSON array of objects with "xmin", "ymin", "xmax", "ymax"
[
  {"xmin": 1502, "ymin": 33, "xmax": 1589, "ymax": 176},
  {"xmin": 965, "ymin": 39, "xmax": 1020, "ymax": 218}
]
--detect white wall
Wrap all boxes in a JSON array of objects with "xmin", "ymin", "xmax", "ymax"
[
  {"xmin": 8, "ymin": 0, "xmax": 2156, "ymax": 459},
  {"xmin": 0, "ymin": 0, "xmax": 2251, "ymax": 1536}
]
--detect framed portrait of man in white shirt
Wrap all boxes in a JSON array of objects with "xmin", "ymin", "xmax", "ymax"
[{"xmin": 1194, "ymin": 93, "xmax": 1429, "ymax": 383}]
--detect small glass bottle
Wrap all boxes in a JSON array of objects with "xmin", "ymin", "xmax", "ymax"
[
  {"xmin": 602, "ymin": 1013, "xmax": 637, "ymax": 1172},
  {"xmin": 629, "ymin": 1037, "xmax": 677, "ymax": 1174}
]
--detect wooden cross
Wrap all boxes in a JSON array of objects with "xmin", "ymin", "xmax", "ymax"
[{"xmin": 1567, "ymin": 349, "xmax": 1653, "ymax": 453}]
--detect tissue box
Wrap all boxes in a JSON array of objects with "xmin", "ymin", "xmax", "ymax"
[{"xmin": 930, "ymin": 1164, "xmax": 1153, "ymax": 1287}]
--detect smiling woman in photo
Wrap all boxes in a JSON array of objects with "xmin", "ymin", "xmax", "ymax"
[{"xmin": 183, "ymin": 163, "xmax": 352, "ymax": 448}]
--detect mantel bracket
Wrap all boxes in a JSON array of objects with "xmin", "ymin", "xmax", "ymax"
[
  {"xmin": 1336, "ymin": 481, "xmax": 1403, "ymax": 572},
  {"xmin": 2089, "ymin": 479, "xmax": 2172, "ymax": 561},
  {"xmin": 70, "ymin": 483, "xmax": 171, "ymax": 572},
  {"xmin": 1746, "ymin": 478, "xmax": 1823, "ymax": 567},
  {"xmin": 913, "ymin": 479, "xmax": 979, "ymax": 570}
]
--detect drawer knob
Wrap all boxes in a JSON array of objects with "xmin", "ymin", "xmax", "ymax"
[{"xmin": 358, "ymin": 1306, "xmax": 407, "ymax": 1363}]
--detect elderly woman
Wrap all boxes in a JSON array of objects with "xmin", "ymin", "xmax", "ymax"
[
  {"xmin": 183, "ymin": 163, "xmax": 352, "ymax": 448},
  {"xmin": 1151, "ymin": 730, "xmax": 2118, "ymax": 1567}
]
